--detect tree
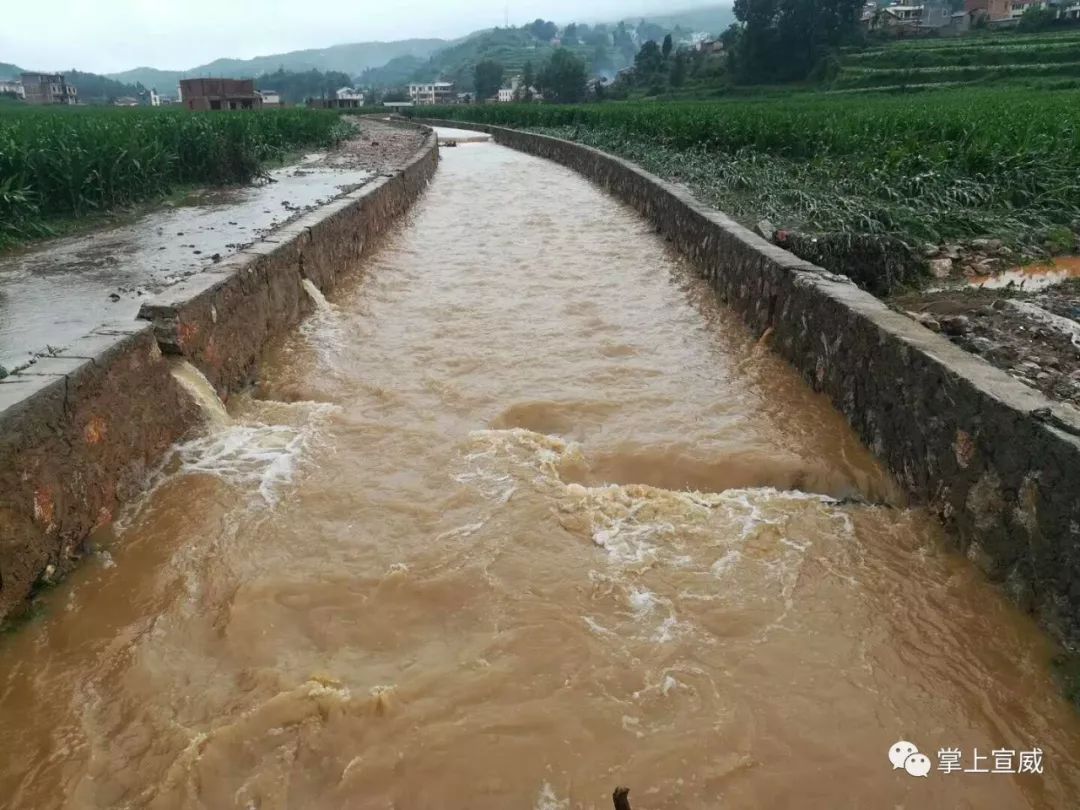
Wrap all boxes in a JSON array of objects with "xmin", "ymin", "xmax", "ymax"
[
  {"xmin": 528, "ymin": 19, "xmax": 559, "ymax": 41},
  {"xmin": 584, "ymin": 24, "xmax": 610, "ymax": 47},
  {"xmin": 473, "ymin": 60, "xmax": 504, "ymax": 100},
  {"xmin": 539, "ymin": 49, "xmax": 588, "ymax": 103},
  {"xmin": 522, "ymin": 60, "xmax": 536, "ymax": 100},
  {"xmin": 635, "ymin": 41, "xmax": 665, "ymax": 78},
  {"xmin": 670, "ymin": 49, "xmax": 688, "ymax": 87},
  {"xmin": 255, "ymin": 68, "xmax": 353, "ymax": 105},
  {"xmin": 662, "ymin": 34, "xmax": 674, "ymax": 60},
  {"xmin": 592, "ymin": 45, "xmax": 614, "ymax": 75},
  {"xmin": 564, "ymin": 23, "xmax": 580, "ymax": 46},
  {"xmin": 731, "ymin": 0, "xmax": 862, "ymax": 83},
  {"xmin": 1017, "ymin": 5, "xmax": 1057, "ymax": 31}
]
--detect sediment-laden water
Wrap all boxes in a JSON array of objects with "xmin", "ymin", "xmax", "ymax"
[{"xmin": 2, "ymin": 140, "xmax": 1079, "ymax": 809}]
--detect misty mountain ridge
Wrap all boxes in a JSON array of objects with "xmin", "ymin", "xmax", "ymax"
[
  {"xmin": 108, "ymin": 38, "xmax": 449, "ymax": 92},
  {"xmin": 103, "ymin": 4, "xmax": 732, "ymax": 89}
]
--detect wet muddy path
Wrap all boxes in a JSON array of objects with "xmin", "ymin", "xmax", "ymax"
[{"xmin": 2, "ymin": 141, "xmax": 1079, "ymax": 809}]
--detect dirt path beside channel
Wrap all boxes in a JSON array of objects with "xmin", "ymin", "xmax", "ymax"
[{"xmin": 0, "ymin": 119, "xmax": 425, "ymax": 375}]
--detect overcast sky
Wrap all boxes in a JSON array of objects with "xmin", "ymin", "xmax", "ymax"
[{"xmin": 2, "ymin": 0, "xmax": 693, "ymax": 74}]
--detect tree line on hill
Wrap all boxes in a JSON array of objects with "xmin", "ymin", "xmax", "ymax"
[
  {"xmin": 472, "ymin": 48, "xmax": 590, "ymax": 103},
  {"xmin": 254, "ymin": 69, "xmax": 354, "ymax": 104}
]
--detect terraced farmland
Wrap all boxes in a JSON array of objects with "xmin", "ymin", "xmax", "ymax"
[{"xmin": 834, "ymin": 30, "xmax": 1080, "ymax": 89}]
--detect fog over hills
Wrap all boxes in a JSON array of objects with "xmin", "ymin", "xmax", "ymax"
[
  {"xmin": 101, "ymin": 4, "xmax": 732, "ymax": 90},
  {"xmin": 108, "ymin": 39, "xmax": 449, "ymax": 92}
]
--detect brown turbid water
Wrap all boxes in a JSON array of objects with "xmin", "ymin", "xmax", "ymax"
[{"xmin": 1, "ymin": 139, "xmax": 1079, "ymax": 810}]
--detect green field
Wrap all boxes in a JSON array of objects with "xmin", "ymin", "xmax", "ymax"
[
  {"xmin": 421, "ymin": 87, "xmax": 1080, "ymax": 290},
  {"xmin": 0, "ymin": 107, "xmax": 347, "ymax": 248}
]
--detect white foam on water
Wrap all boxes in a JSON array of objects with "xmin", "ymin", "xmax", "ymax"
[
  {"xmin": 582, "ymin": 616, "xmax": 617, "ymax": 638},
  {"xmin": 632, "ymin": 673, "xmax": 681, "ymax": 701},
  {"xmin": 435, "ymin": 520, "xmax": 488, "ymax": 542},
  {"xmin": 535, "ymin": 782, "xmax": 569, "ymax": 810},
  {"xmin": 151, "ymin": 398, "xmax": 339, "ymax": 509},
  {"xmin": 173, "ymin": 423, "xmax": 305, "ymax": 504},
  {"xmin": 459, "ymin": 427, "xmax": 862, "ymax": 648},
  {"xmin": 628, "ymin": 586, "xmax": 658, "ymax": 615}
]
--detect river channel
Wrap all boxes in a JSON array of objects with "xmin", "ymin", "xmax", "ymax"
[{"xmin": 1, "ymin": 137, "xmax": 1078, "ymax": 809}]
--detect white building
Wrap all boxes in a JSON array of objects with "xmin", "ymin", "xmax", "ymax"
[
  {"xmin": 149, "ymin": 88, "xmax": 161, "ymax": 106},
  {"xmin": 0, "ymin": 79, "xmax": 24, "ymax": 99},
  {"xmin": 408, "ymin": 81, "xmax": 455, "ymax": 105},
  {"xmin": 259, "ymin": 89, "xmax": 282, "ymax": 106},
  {"xmin": 336, "ymin": 86, "xmax": 364, "ymax": 104},
  {"xmin": 497, "ymin": 87, "xmax": 515, "ymax": 103}
]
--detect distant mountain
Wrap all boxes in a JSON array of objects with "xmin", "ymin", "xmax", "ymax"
[
  {"xmin": 0, "ymin": 63, "xmax": 23, "ymax": 81},
  {"xmin": 108, "ymin": 38, "xmax": 448, "ymax": 91},
  {"xmin": 362, "ymin": 6, "xmax": 736, "ymax": 91},
  {"xmin": 359, "ymin": 55, "xmax": 428, "ymax": 89},
  {"xmin": 67, "ymin": 71, "xmax": 145, "ymax": 103}
]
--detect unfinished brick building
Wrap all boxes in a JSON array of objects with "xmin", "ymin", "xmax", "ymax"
[{"xmin": 179, "ymin": 79, "xmax": 263, "ymax": 111}]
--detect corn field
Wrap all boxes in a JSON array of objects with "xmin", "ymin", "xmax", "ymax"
[
  {"xmin": 421, "ymin": 88, "xmax": 1080, "ymax": 257},
  {"xmin": 0, "ymin": 107, "xmax": 347, "ymax": 247}
]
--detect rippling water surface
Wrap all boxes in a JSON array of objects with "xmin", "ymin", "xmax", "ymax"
[{"xmin": 2, "ymin": 141, "xmax": 1079, "ymax": 809}]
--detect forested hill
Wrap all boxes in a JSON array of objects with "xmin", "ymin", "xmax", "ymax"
[
  {"xmin": 364, "ymin": 7, "xmax": 737, "ymax": 90},
  {"xmin": 108, "ymin": 38, "xmax": 448, "ymax": 92}
]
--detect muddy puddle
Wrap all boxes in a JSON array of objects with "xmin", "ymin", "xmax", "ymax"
[{"xmin": 1, "ymin": 141, "xmax": 1078, "ymax": 809}]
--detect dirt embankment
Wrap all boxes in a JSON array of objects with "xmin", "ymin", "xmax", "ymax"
[{"xmin": 893, "ymin": 268, "xmax": 1080, "ymax": 410}]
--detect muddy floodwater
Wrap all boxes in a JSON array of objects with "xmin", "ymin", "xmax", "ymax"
[{"xmin": 3, "ymin": 140, "xmax": 1080, "ymax": 809}]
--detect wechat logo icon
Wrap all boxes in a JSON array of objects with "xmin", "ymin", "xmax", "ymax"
[{"xmin": 890, "ymin": 741, "xmax": 931, "ymax": 777}]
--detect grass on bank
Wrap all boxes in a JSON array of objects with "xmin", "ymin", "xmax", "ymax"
[
  {"xmin": 0, "ymin": 107, "xmax": 349, "ymax": 250},
  {"xmin": 418, "ymin": 88, "xmax": 1080, "ymax": 275}
]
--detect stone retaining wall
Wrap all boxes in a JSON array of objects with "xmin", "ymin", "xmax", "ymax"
[
  {"xmin": 0, "ymin": 125, "xmax": 439, "ymax": 622},
  {"xmin": 139, "ymin": 129, "xmax": 440, "ymax": 395},
  {"xmin": 0, "ymin": 323, "xmax": 198, "ymax": 619},
  {"xmin": 417, "ymin": 118, "xmax": 1080, "ymax": 647}
]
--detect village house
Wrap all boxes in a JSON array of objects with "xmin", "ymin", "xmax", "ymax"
[
  {"xmin": 862, "ymin": 0, "xmax": 960, "ymax": 30},
  {"xmin": 966, "ymin": 0, "xmax": 1017, "ymax": 18},
  {"xmin": 306, "ymin": 97, "xmax": 361, "ymax": 109},
  {"xmin": 179, "ymin": 78, "xmax": 262, "ymax": 111},
  {"xmin": 408, "ymin": 81, "xmax": 456, "ymax": 105},
  {"xmin": 258, "ymin": 90, "xmax": 281, "ymax": 107},
  {"xmin": 336, "ymin": 87, "xmax": 365, "ymax": 105},
  {"xmin": 497, "ymin": 87, "xmax": 515, "ymax": 103},
  {"xmin": 20, "ymin": 73, "xmax": 77, "ymax": 105},
  {"xmin": 0, "ymin": 79, "xmax": 24, "ymax": 99}
]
